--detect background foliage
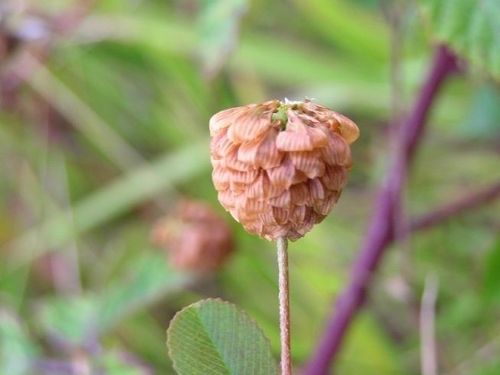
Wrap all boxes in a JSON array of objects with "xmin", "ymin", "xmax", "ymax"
[{"xmin": 0, "ymin": 0, "xmax": 499, "ymax": 374}]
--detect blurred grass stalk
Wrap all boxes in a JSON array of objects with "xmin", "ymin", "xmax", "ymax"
[
  {"xmin": 14, "ymin": 52, "xmax": 145, "ymax": 170},
  {"xmin": 3, "ymin": 138, "xmax": 210, "ymax": 273}
]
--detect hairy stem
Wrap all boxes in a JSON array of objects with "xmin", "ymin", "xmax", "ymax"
[
  {"xmin": 277, "ymin": 236, "xmax": 291, "ymax": 375},
  {"xmin": 301, "ymin": 45, "xmax": 460, "ymax": 375}
]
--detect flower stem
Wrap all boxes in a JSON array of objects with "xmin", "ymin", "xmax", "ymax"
[{"xmin": 277, "ymin": 236, "xmax": 291, "ymax": 375}]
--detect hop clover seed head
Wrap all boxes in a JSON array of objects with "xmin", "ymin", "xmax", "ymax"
[
  {"xmin": 209, "ymin": 99, "xmax": 359, "ymax": 241},
  {"xmin": 151, "ymin": 200, "xmax": 234, "ymax": 273}
]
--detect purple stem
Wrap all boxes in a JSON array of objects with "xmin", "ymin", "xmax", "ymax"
[
  {"xmin": 409, "ymin": 181, "xmax": 500, "ymax": 232},
  {"xmin": 301, "ymin": 45, "xmax": 460, "ymax": 375}
]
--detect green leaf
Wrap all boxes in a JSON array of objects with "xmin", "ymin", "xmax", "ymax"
[
  {"xmin": 460, "ymin": 83, "xmax": 500, "ymax": 139},
  {"xmin": 289, "ymin": 0, "xmax": 389, "ymax": 63},
  {"xmin": 167, "ymin": 299, "xmax": 278, "ymax": 375},
  {"xmin": 482, "ymin": 235, "xmax": 500, "ymax": 304},
  {"xmin": 0, "ymin": 308, "xmax": 39, "ymax": 375},
  {"xmin": 36, "ymin": 296, "xmax": 99, "ymax": 346},
  {"xmin": 198, "ymin": 0, "xmax": 249, "ymax": 78},
  {"xmin": 419, "ymin": 0, "xmax": 500, "ymax": 80},
  {"xmin": 97, "ymin": 251, "xmax": 191, "ymax": 334},
  {"xmin": 98, "ymin": 349, "xmax": 148, "ymax": 375},
  {"xmin": 35, "ymin": 252, "xmax": 191, "ymax": 343}
]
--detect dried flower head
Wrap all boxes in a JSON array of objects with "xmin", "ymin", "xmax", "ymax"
[
  {"xmin": 209, "ymin": 99, "xmax": 359, "ymax": 241},
  {"xmin": 151, "ymin": 200, "xmax": 235, "ymax": 273}
]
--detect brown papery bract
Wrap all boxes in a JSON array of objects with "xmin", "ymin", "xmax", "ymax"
[{"xmin": 209, "ymin": 99, "xmax": 359, "ymax": 241}]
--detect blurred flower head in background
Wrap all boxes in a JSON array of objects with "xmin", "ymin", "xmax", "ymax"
[{"xmin": 151, "ymin": 199, "xmax": 235, "ymax": 273}]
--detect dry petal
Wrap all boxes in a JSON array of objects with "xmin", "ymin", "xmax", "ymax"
[
  {"xmin": 210, "ymin": 107, "xmax": 243, "ymax": 136},
  {"xmin": 218, "ymin": 189, "xmax": 235, "ymax": 209},
  {"xmin": 225, "ymin": 144, "xmax": 253, "ymax": 171},
  {"xmin": 266, "ymin": 156, "xmax": 296, "ymax": 191},
  {"xmin": 292, "ymin": 170, "xmax": 309, "ymax": 185},
  {"xmin": 235, "ymin": 197, "xmax": 267, "ymax": 214},
  {"xmin": 210, "ymin": 130, "xmax": 233, "ymax": 160},
  {"xmin": 226, "ymin": 109, "xmax": 273, "ymax": 144},
  {"xmin": 238, "ymin": 128, "xmax": 283, "ymax": 169},
  {"xmin": 296, "ymin": 215, "xmax": 316, "ymax": 236},
  {"xmin": 263, "ymin": 225, "xmax": 289, "ymax": 241},
  {"xmin": 306, "ymin": 126, "xmax": 329, "ymax": 148},
  {"xmin": 272, "ymin": 207, "xmax": 289, "ymax": 225},
  {"xmin": 269, "ymin": 189, "xmax": 292, "ymax": 208},
  {"xmin": 289, "ymin": 183, "xmax": 312, "ymax": 206},
  {"xmin": 314, "ymin": 195, "xmax": 336, "ymax": 215},
  {"xmin": 332, "ymin": 112, "xmax": 360, "ymax": 144},
  {"xmin": 247, "ymin": 171, "xmax": 282, "ymax": 199},
  {"xmin": 230, "ymin": 169, "xmax": 259, "ymax": 184},
  {"xmin": 229, "ymin": 179, "xmax": 248, "ymax": 193},
  {"xmin": 289, "ymin": 150, "xmax": 325, "ymax": 179},
  {"xmin": 289, "ymin": 205, "xmax": 307, "ymax": 226},
  {"xmin": 212, "ymin": 165, "xmax": 231, "ymax": 190},
  {"xmin": 276, "ymin": 110, "xmax": 314, "ymax": 151},
  {"xmin": 276, "ymin": 131, "xmax": 313, "ymax": 152},
  {"xmin": 320, "ymin": 132, "xmax": 352, "ymax": 167},
  {"xmin": 302, "ymin": 101, "xmax": 359, "ymax": 144},
  {"xmin": 321, "ymin": 165, "xmax": 347, "ymax": 191},
  {"xmin": 308, "ymin": 178, "xmax": 325, "ymax": 203}
]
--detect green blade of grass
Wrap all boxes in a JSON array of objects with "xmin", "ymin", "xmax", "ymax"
[{"xmin": 4, "ymin": 139, "xmax": 211, "ymax": 273}]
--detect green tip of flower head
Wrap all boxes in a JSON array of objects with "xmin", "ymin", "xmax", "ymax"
[
  {"xmin": 272, "ymin": 98, "xmax": 314, "ymax": 129},
  {"xmin": 271, "ymin": 106, "xmax": 288, "ymax": 129}
]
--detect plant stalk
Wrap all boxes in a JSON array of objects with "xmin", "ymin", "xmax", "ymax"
[
  {"xmin": 277, "ymin": 236, "xmax": 291, "ymax": 375},
  {"xmin": 301, "ymin": 45, "xmax": 460, "ymax": 375}
]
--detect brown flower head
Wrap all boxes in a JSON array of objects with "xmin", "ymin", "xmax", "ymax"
[
  {"xmin": 209, "ymin": 99, "xmax": 359, "ymax": 242},
  {"xmin": 151, "ymin": 200, "xmax": 235, "ymax": 273}
]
